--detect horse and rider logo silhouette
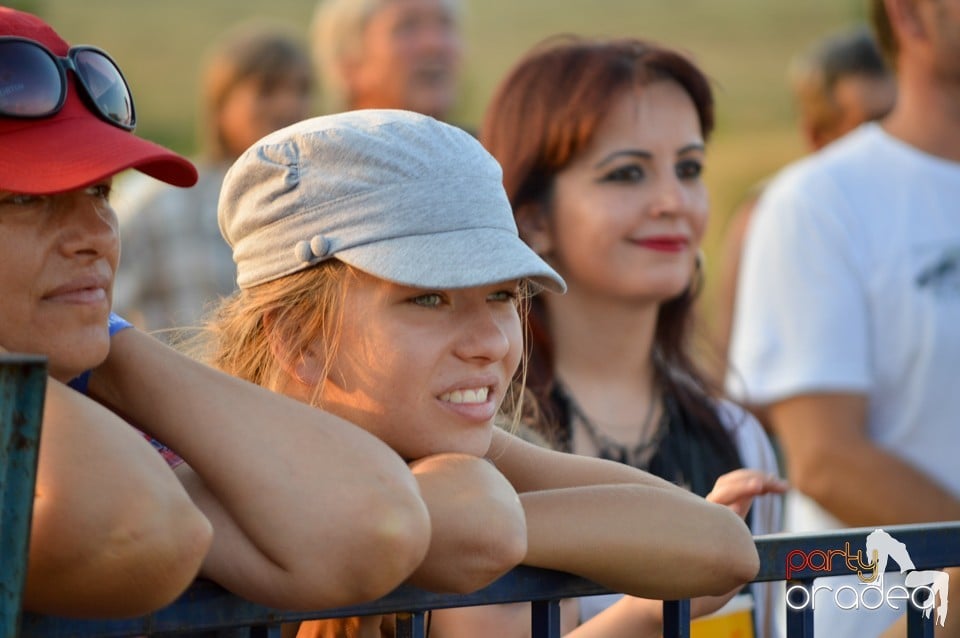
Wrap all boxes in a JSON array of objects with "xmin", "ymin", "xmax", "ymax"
[
  {"xmin": 865, "ymin": 529, "xmax": 949, "ymax": 627},
  {"xmin": 785, "ymin": 529, "xmax": 949, "ymax": 626}
]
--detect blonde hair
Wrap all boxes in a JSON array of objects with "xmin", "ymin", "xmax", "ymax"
[
  {"xmin": 309, "ymin": 0, "xmax": 462, "ymax": 114},
  {"xmin": 202, "ymin": 262, "xmax": 351, "ymax": 403},
  {"xmin": 203, "ymin": 260, "xmax": 531, "ymax": 431}
]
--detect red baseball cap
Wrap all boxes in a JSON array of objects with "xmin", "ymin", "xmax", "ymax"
[{"xmin": 0, "ymin": 8, "xmax": 197, "ymax": 194}]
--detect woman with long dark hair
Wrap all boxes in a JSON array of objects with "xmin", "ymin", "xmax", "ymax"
[{"xmin": 479, "ymin": 36, "xmax": 786, "ymax": 636}]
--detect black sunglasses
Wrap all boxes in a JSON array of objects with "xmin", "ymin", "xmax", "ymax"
[{"xmin": 0, "ymin": 36, "xmax": 136, "ymax": 130}]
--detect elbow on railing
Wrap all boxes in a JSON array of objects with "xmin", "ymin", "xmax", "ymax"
[
  {"xmin": 409, "ymin": 527, "xmax": 528, "ymax": 596},
  {"xmin": 325, "ymin": 493, "xmax": 434, "ymax": 606},
  {"xmin": 22, "ymin": 492, "xmax": 212, "ymax": 619},
  {"xmin": 696, "ymin": 505, "xmax": 761, "ymax": 596},
  {"xmin": 129, "ymin": 498, "xmax": 214, "ymax": 614},
  {"xmin": 245, "ymin": 494, "xmax": 433, "ymax": 611}
]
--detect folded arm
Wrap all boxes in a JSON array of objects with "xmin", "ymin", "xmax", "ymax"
[
  {"xmin": 565, "ymin": 467, "xmax": 786, "ymax": 636},
  {"xmin": 488, "ymin": 429, "xmax": 759, "ymax": 600},
  {"xmin": 87, "ymin": 328, "xmax": 431, "ymax": 610},
  {"xmin": 25, "ymin": 378, "xmax": 211, "ymax": 617},
  {"xmin": 406, "ymin": 453, "xmax": 527, "ymax": 593}
]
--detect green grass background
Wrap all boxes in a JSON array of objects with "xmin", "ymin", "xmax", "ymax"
[{"xmin": 17, "ymin": 0, "xmax": 869, "ymax": 328}]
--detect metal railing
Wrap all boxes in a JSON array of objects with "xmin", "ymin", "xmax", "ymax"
[
  {"xmin": 1, "ymin": 355, "xmax": 47, "ymax": 638},
  {"xmin": 4, "ymin": 356, "xmax": 959, "ymax": 638}
]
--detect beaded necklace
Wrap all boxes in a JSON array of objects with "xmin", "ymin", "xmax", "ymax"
[{"xmin": 560, "ymin": 383, "xmax": 667, "ymax": 468}]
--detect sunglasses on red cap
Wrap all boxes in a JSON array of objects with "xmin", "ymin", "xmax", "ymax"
[{"xmin": 0, "ymin": 36, "xmax": 136, "ymax": 131}]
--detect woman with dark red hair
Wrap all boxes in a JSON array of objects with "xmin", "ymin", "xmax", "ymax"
[{"xmin": 473, "ymin": 37, "xmax": 786, "ymax": 637}]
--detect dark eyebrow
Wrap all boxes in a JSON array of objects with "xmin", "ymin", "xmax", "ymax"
[
  {"xmin": 594, "ymin": 150, "xmax": 651, "ymax": 169},
  {"xmin": 678, "ymin": 143, "xmax": 706, "ymax": 155},
  {"xmin": 593, "ymin": 144, "xmax": 706, "ymax": 170}
]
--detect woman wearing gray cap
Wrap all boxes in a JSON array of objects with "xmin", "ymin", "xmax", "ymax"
[
  {"xmin": 207, "ymin": 108, "xmax": 761, "ymax": 637},
  {"xmin": 0, "ymin": 7, "xmax": 429, "ymax": 616}
]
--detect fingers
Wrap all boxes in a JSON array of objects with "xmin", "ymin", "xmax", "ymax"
[
  {"xmin": 706, "ymin": 470, "xmax": 789, "ymax": 518},
  {"xmin": 710, "ymin": 469, "xmax": 789, "ymax": 499}
]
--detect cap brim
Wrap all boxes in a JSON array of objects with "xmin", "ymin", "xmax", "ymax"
[
  {"xmin": 0, "ymin": 111, "xmax": 196, "ymax": 195},
  {"xmin": 335, "ymin": 227, "xmax": 566, "ymax": 294}
]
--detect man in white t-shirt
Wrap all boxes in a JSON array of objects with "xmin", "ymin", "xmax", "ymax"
[{"xmin": 727, "ymin": 0, "xmax": 960, "ymax": 635}]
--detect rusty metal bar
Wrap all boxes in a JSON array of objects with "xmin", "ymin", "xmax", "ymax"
[{"xmin": 0, "ymin": 355, "xmax": 47, "ymax": 638}]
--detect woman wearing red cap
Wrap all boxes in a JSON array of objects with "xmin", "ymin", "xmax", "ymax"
[{"xmin": 0, "ymin": 8, "xmax": 431, "ymax": 618}]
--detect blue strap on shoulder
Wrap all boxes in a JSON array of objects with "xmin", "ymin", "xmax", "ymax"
[{"xmin": 107, "ymin": 312, "xmax": 134, "ymax": 337}]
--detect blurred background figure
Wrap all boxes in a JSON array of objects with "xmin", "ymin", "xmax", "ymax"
[
  {"xmin": 728, "ymin": 0, "xmax": 960, "ymax": 633},
  {"xmin": 712, "ymin": 24, "xmax": 895, "ymax": 379},
  {"xmin": 790, "ymin": 24, "xmax": 896, "ymax": 150},
  {"xmin": 113, "ymin": 21, "xmax": 313, "ymax": 336},
  {"xmin": 310, "ymin": 0, "xmax": 463, "ymax": 120}
]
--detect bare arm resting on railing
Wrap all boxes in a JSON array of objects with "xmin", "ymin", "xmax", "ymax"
[
  {"xmin": 561, "ymin": 468, "xmax": 787, "ymax": 637},
  {"xmin": 88, "ymin": 328, "xmax": 432, "ymax": 611},
  {"xmin": 10, "ymin": 353, "xmax": 212, "ymax": 618},
  {"xmin": 405, "ymin": 453, "xmax": 527, "ymax": 594},
  {"xmin": 304, "ymin": 430, "xmax": 761, "ymax": 638},
  {"xmin": 487, "ymin": 428, "xmax": 760, "ymax": 599}
]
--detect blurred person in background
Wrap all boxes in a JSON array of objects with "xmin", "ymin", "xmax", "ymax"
[
  {"xmin": 791, "ymin": 24, "xmax": 896, "ymax": 150},
  {"xmin": 113, "ymin": 22, "xmax": 314, "ymax": 336},
  {"xmin": 713, "ymin": 25, "xmax": 895, "ymax": 379},
  {"xmin": 310, "ymin": 0, "xmax": 463, "ymax": 121},
  {"xmin": 728, "ymin": 0, "xmax": 960, "ymax": 634}
]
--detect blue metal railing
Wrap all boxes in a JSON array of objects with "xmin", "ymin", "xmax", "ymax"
[
  {"xmin": 0, "ymin": 355, "xmax": 47, "ymax": 638},
  {"xmin": 3, "ymin": 357, "xmax": 959, "ymax": 638}
]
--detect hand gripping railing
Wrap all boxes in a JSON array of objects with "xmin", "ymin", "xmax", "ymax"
[{"xmin": 4, "ymin": 357, "xmax": 960, "ymax": 638}]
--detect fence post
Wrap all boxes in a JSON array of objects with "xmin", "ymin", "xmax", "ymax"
[
  {"xmin": 662, "ymin": 599, "xmax": 691, "ymax": 638},
  {"xmin": 531, "ymin": 599, "xmax": 562, "ymax": 638},
  {"xmin": 395, "ymin": 611, "xmax": 426, "ymax": 638},
  {"xmin": 906, "ymin": 588, "xmax": 935, "ymax": 638},
  {"xmin": 0, "ymin": 355, "xmax": 47, "ymax": 638},
  {"xmin": 784, "ymin": 579, "xmax": 815, "ymax": 638}
]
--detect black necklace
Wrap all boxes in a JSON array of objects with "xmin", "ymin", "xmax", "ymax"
[{"xmin": 561, "ymin": 383, "xmax": 667, "ymax": 468}]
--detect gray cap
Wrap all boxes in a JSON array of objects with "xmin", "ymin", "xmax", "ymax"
[{"xmin": 219, "ymin": 109, "xmax": 565, "ymax": 293}]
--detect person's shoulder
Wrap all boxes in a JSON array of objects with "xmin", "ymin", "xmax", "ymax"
[
  {"xmin": 766, "ymin": 124, "xmax": 882, "ymax": 192},
  {"xmin": 750, "ymin": 125, "xmax": 886, "ymax": 230}
]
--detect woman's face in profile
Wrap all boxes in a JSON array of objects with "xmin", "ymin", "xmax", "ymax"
[
  {"xmin": 0, "ymin": 183, "xmax": 119, "ymax": 381},
  {"xmin": 306, "ymin": 270, "xmax": 523, "ymax": 461},
  {"xmin": 534, "ymin": 80, "xmax": 708, "ymax": 305}
]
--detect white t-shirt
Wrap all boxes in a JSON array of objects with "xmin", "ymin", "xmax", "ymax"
[
  {"xmin": 728, "ymin": 122, "xmax": 960, "ymax": 636},
  {"xmin": 578, "ymin": 400, "xmax": 782, "ymax": 636}
]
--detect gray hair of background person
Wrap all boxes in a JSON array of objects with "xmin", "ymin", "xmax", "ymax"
[
  {"xmin": 787, "ymin": 25, "xmax": 890, "ymax": 127},
  {"xmin": 200, "ymin": 22, "xmax": 313, "ymax": 162},
  {"xmin": 310, "ymin": 0, "xmax": 462, "ymax": 114}
]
